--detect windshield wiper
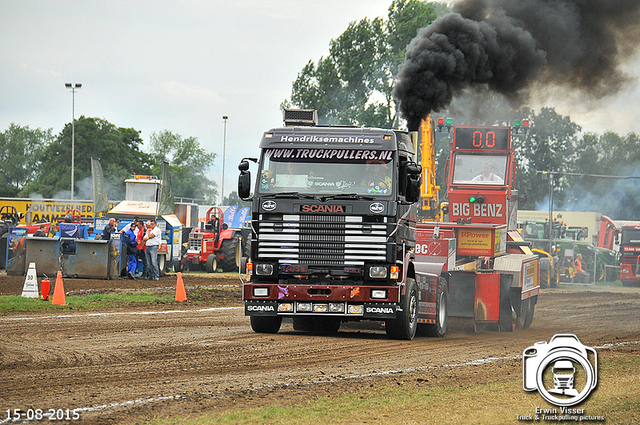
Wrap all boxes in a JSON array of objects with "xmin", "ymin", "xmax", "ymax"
[
  {"xmin": 263, "ymin": 192, "xmax": 316, "ymax": 199},
  {"xmin": 319, "ymin": 193, "xmax": 375, "ymax": 201}
]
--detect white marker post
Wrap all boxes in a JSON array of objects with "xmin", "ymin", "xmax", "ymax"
[{"xmin": 22, "ymin": 262, "xmax": 39, "ymax": 298}]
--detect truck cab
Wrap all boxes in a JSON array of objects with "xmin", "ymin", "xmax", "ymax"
[
  {"xmin": 619, "ymin": 222, "xmax": 640, "ymax": 286},
  {"xmin": 238, "ymin": 109, "xmax": 422, "ymax": 338}
]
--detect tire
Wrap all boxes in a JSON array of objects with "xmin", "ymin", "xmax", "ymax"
[
  {"xmin": 158, "ymin": 254, "xmax": 166, "ymax": 277},
  {"xmin": 420, "ymin": 277, "xmax": 448, "ymax": 337},
  {"xmin": 205, "ymin": 254, "xmax": 217, "ymax": 273},
  {"xmin": 240, "ymin": 257, "xmax": 248, "ymax": 274},
  {"xmin": 173, "ymin": 261, "xmax": 182, "ymax": 273},
  {"xmin": 550, "ymin": 265, "xmax": 559, "ymax": 288},
  {"xmin": 293, "ymin": 316, "xmax": 314, "ymax": 331},
  {"xmin": 524, "ymin": 297, "xmax": 535, "ymax": 329},
  {"xmin": 314, "ymin": 317, "xmax": 341, "ymax": 333},
  {"xmin": 539, "ymin": 269, "xmax": 549, "ymax": 289},
  {"xmin": 218, "ymin": 237, "xmax": 240, "ymax": 272},
  {"xmin": 516, "ymin": 297, "xmax": 535, "ymax": 329},
  {"xmin": 250, "ymin": 316, "xmax": 282, "ymax": 334},
  {"xmin": 499, "ymin": 284, "xmax": 514, "ymax": 332},
  {"xmin": 243, "ymin": 235, "xmax": 251, "ymax": 258},
  {"xmin": 385, "ymin": 278, "xmax": 418, "ymax": 340}
]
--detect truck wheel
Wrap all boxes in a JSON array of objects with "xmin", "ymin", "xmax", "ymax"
[
  {"xmin": 293, "ymin": 316, "xmax": 314, "ymax": 331},
  {"xmin": 499, "ymin": 285, "xmax": 514, "ymax": 332},
  {"xmin": 158, "ymin": 254, "xmax": 166, "ymax": 277},
  {"xmin": 219, "ymin": 237, "xmax": 239, "ymax": 271},
  {"xmin": 550, "ymin": 266, "xmax": 559, "ymax": 288},
  {"xmin": 421, "ymin": 277, "xmax": 448, "ymax": 337},
  {"xmin": 243, "ymin": 236, "xmax": 251, "ymax": 258},
  {"xmin": 173, "ymin": 261, "xmax": 182, "ymax": 273},
  {"xmin": 250, "ymin": 316, "xmax": 282, "ymax": 333},
  {"xmin": 385, "ymin": 278, "xmax": 418, "ymax": 340},
  {"xmin": 539, "ymin": 269, "xmax": 549, "ymax": 289},
  {"xmin": 523, "ymin": 297, "xmax": 535, "ymax": 329},
  {"xmin": 205, "ymin": 254, "xmax": 217, "ymax": 273},
  {"xmin": 314, "ymin": 317, "xmax": 341, "ymax": 333},
  {"xmin": 515, "ymin": 297, "xmax": 535, "ymax": 329},
  {"xmin": 240, "ymin": 257, "xmax": 248, "ymax": 274}
]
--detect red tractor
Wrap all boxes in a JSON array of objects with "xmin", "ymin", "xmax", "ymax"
[{"xmin": 183, "ymin": 207, "xmax": 245, "ymax": 272}]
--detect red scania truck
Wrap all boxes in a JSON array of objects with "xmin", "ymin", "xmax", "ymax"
[
  {"xmin": 238, "ymin": 111, "xmax": 538, "ymax": 339},
  {"xmin": 619, "ymin": 222, "xmax": 640, "ymax": 286}
]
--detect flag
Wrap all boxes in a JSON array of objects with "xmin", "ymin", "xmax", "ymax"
[
  {"xmin": 157, "ymin": 161, "xmax": 175, "ymax": 216},
  {"xmin": 231, "ymin": 206, "xmax": 250, "ymax": 228},
  {"xmin": 224, "ymin": 205, "xmax": 238, "ymax": 225},
  {"xmin": 91, "ymin": 158, "xmax": 109, "ymax": 215}
]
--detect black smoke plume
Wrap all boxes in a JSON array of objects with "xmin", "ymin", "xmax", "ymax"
[{"xmin": 394, "ymin": 0, "xmax": 640, "ymax": 131}]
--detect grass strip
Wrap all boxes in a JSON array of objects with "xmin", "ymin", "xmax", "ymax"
[
  {"xmin": 0, "ymin": 292, "xmax": 177, "ymax": 313},
  {"xmin": 143, "ymin": 352, "xmax": 639, "ymax": 425}
]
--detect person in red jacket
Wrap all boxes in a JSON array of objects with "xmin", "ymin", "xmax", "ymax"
[{"xmin": 136, "ymin": 220, "xmax": 148, "ymax": 278}]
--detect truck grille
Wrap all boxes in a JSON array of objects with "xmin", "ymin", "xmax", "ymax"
[
  {"xmin": 257, "ymin": 214, "xmax": 390, "ymax": 266},
  {"xmin": 189, "ymin": 232, "xmax": 203, "ymax": 251}
]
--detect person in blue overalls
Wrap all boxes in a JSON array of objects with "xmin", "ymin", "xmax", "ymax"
[{"xmin": 124, "ymin": 222, "xmax": 139, "ymax": 279}]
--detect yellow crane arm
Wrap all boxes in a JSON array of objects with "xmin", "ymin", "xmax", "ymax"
[{"xmin": 420, "ymin": 116, "xmax": 440, "ymax": 221}]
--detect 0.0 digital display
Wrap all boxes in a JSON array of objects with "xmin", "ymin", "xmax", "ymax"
[{"xmin": 454, "ymin": 127, "xmax": 509, "ymax": 151}]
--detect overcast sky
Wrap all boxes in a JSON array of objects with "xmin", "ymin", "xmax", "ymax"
[{"xmin": 3, "ymin": 0, "xmax": 640, "ymax": 201}]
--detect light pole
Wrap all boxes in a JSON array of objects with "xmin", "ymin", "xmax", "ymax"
[
  {"xmin": 221, "ymin": 115, "xmax": 228, "ymax": 205},
  {"xmin": 65, "ymin": 83, "xmax": 82, "ymax": 200}
]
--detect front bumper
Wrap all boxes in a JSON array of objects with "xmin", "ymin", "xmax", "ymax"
[
  {"xmin": 244, "ymin": 283, "xmax": 400, "ymax": 319},
  {"xmin": 245, "ymin": 299, "xmax": 398, "ymax": 319}
]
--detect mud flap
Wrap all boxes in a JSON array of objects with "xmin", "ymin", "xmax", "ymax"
[{"xmin": 245, "ymin": 300, "xmax": 278, "ymax": 316}]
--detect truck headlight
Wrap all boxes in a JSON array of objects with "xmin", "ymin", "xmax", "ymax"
[
  {"xmin": 255, "ymin": 263, "xmax": 274, "ymax": 276},
  {"xmin": 329, "ymin": 303, "xmax": 345, "ymax": 313},
  {"xmin": 253, "ymin": 287, "xmax": 269, "ymax": 297},
  {"xmin": 297, "ymin": 302, "xmax": 312, "ymax": 312},
  {"xmin": 278, "ymin": 303, "xmax": 293, "ymax": 312},
  {"xmin": 313, "ymin": 303, "xmax": 328, "ymax": 313},
  {"xmin": 371, "ymin": 289, "xmax": 387, "ymax": 299},
  {"xmin": 369, "ymin": 266, "xmax": 387, "ymax": 279},
  {"xmin": 348, "ymin": 305, "xmax": 364, "ymax": 315},
  {"xmin": 622, "ymin": 268, "xmax": 629, "ymax": 274}
]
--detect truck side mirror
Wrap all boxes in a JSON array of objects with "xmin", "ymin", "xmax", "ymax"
[
  {"xmin": 238, "ymin": 160, "xmax": 252, "ymax": 200},
  {"xmin": 405, "ymin": 162, "xmax": 422, "ymax": 203}
]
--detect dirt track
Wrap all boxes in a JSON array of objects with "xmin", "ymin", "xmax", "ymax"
[{"xmin": 1, "ymin": 273, "xmax": 639, "ymax": 424}]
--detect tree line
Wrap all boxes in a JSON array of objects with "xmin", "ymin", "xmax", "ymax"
[
  {"xmin": 0, "ymin": 117, "xmax": 218, "ymax": 204},
  {"xmin": 3, "ymin": 0, "xmax": 639, "ymax": 219},
  {"xmin": 283, "ymin": 0, "xmax": 640, "ymax": 220}
]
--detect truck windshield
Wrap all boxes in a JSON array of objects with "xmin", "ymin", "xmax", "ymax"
[
  {"xmin": 256, "ymin": 148, "xmax": 394, "ymax": 196},
  {"xmin": 452, "ymin": 154, "xmax": 507, "ymax": 185}
]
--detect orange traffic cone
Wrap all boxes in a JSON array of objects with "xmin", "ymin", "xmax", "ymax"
[
  {"xmin": 175, "ymin": 272, "xmax": 187, "ymax": 302},
  {"xmin": 51, "ymin": 271, "xmax": 66, "ymax": 305}
]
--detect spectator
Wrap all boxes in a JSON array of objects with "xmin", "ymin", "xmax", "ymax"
[
  {"xmin": 120, "ymin": 216, "xmax": 139, "ymax": 233},
  {"xmin": 33, "ymin": 224, "xmax": 47, "ymax": 237},
  {"xmin": 143, "ymin": 218, "xmax": 162, "ymax": 281},
  {"xmin": 124, "ymin": 223, "xmax": 139, "ymax": 279},
  {"xmin": 101, "ymin": 218, "xmax": 117, "ymax": 241},
  {"xmin": 574, "ymin": 253, "xmax": 589, "ymax": 282},
  {"xmin": 136, "ymin": 219, "xmax": 148, "ymax": 278},
  {"xmin": 48, "ymin": 222, "xmax": 58, "ymax": 238}
]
